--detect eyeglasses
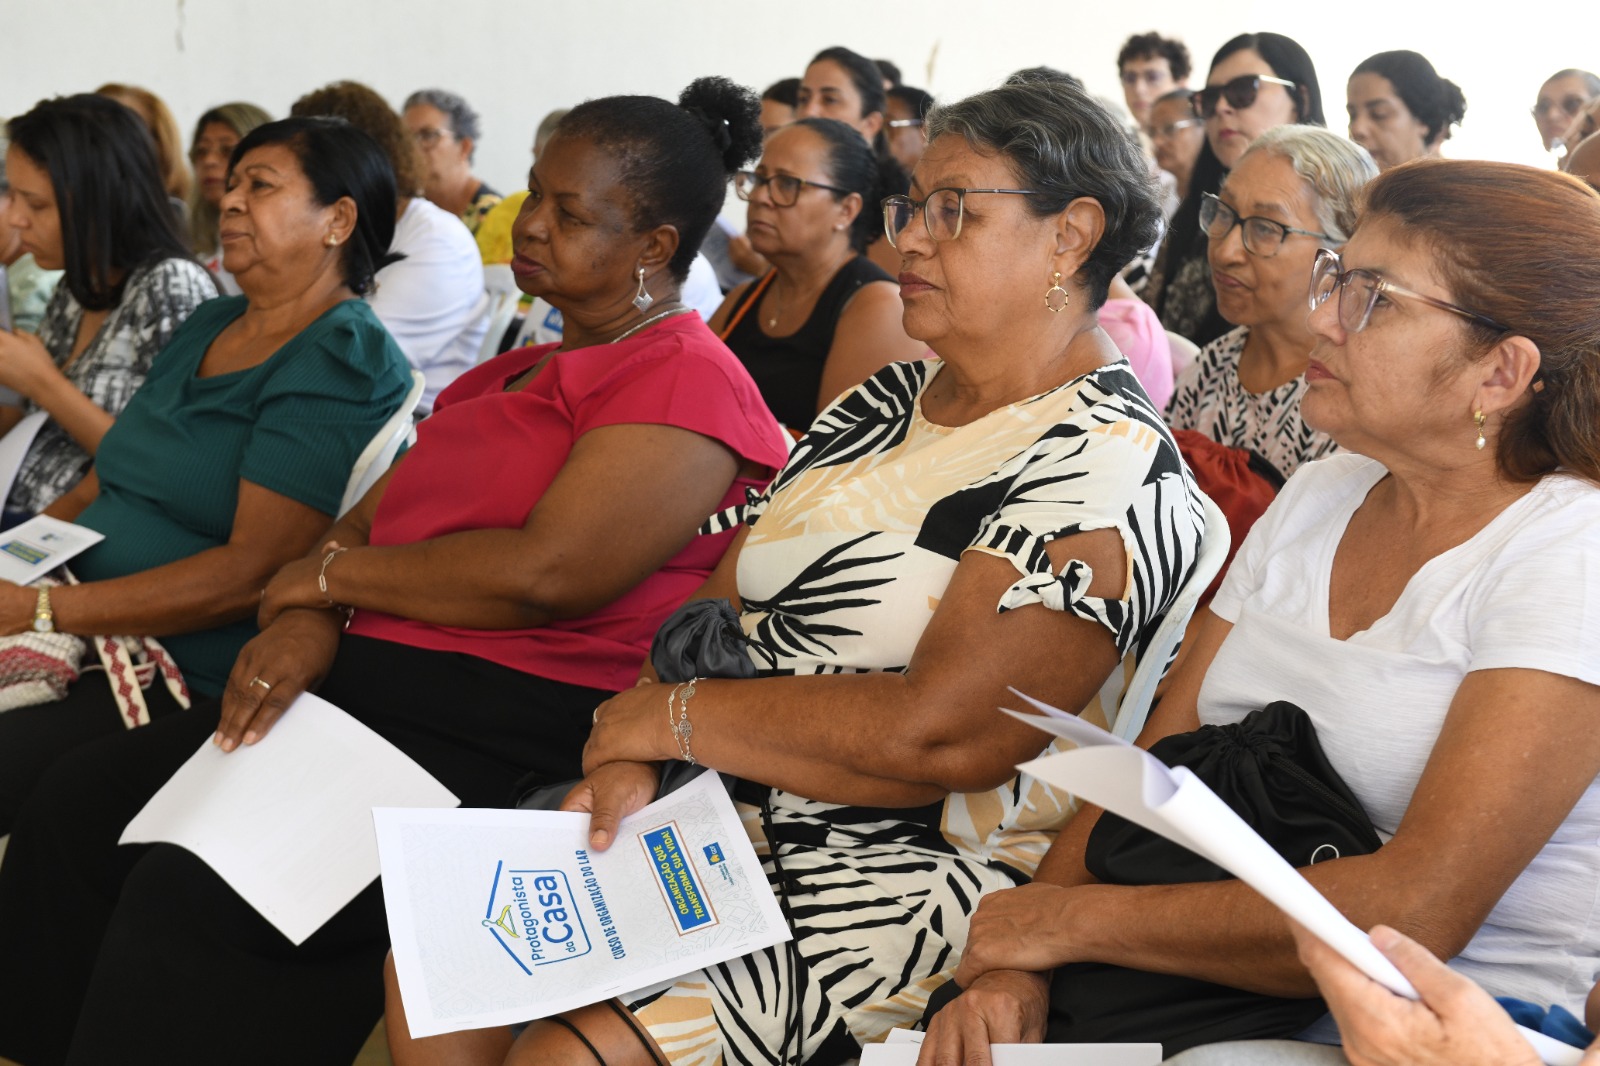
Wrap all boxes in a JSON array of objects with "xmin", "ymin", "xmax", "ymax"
[
  {"xmin": 1151, "ymin": 118, "xmax": 1202, "ymax": 140},
  {"xmin": 1196, "ymin": 74, "xmax": 1298, "ymax": 119},
  {"xmin": 411, "ymin": 127, "xmax": 452, "ymax": 147},
  {"xmin": 1531, "ymin": 96, "xmax": 1588, "ymax": 120},
  {"xmin": 881, "ymin": 187, "xmax": 1043, "ymax": 249},
  {"xmin": 1308, "ymin": 248, "xmax": 1510, "ymax": 334},
  {"xmin": 1200, "ymin": 193, "xmax": 1332, "ymax": 257},
  {"xmin": 734, "ymin": 170, "xmax": 850, "ymax": 207},
  {"xmin": 887, "ymin": 118, "xmax": 925, "ymax": 129}
]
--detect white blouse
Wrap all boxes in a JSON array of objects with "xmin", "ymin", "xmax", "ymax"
[{"xmin": 1206, "ymin": 452, "xmax": 1600, "ymax": 1012}]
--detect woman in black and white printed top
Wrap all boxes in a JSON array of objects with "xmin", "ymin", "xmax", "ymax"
[
  {"xmin": 1166, "ymin": 125, "xmax": 1375, "ymax": 481},
  {"xmin": 0, "ymin": 95, "xmax": 213, "ymax": 522},
  {"xmin": 422, "ymin": 76, "xmax": 1207, "ymax": 1066}
]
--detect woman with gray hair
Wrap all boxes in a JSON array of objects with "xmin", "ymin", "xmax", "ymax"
[
  {"xmin": 403, "ymin": 87, "xmax": 501, "ymax": 232},
  {"xmin": 389, "ymin": 75, "xmax": 1206, "ymax": 1066},
  {"xmin": 1166, "ymin": 125, "xmax": 1378, "ymax": 480}
]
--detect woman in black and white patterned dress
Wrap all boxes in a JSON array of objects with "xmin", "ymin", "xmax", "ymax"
[
  {"xmin": 1165, "ymin": 126, "xmax": 1376, "ymax": 482},
  {"xmin": 434, "ymin": 77, "xmax": 1208, "ymax": 1066}
]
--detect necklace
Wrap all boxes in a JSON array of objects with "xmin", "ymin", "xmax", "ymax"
[
  {"xmin": 766, "ymin": 282, "xmax": 782, "ymax": 330},
  {"xmin": 611, "ymin": 305, "xmax": 692, "ymax": 345}
]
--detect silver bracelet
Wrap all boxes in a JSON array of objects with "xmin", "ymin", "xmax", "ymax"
[
  {"xmin": 671, "ymin": 677, "xmax": 699, "ymax": 765},
  {"xmin": 317, "ymin": 547, "xmax": 354, "ymax": 625}
]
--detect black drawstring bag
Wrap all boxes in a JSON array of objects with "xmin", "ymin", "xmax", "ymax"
[{"xmin": 1042, "ymin": 701, "xmax": 1382, "ymax": 1056}]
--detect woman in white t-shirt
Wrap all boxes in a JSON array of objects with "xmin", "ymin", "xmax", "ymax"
[{"xmin": 922, "ymin": 160, "xmax": 1600, "ymax": 1065}]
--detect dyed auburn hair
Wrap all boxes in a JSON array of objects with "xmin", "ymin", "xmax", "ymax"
[
  {"xmin": 1361, "ymin": 159, "xmax": 1600, "ymax": 482},
  {"xmin": 96, "ymin": 83, "xmax": 191, "ymax": 202}
]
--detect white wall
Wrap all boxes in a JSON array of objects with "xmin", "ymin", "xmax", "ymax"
[{"xmin": 5, "ymin": 0, "xmax": 1590, "ymax": 198}]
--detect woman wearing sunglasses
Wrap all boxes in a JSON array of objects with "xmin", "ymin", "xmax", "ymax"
[
  {"xmin": 922, "ymin": 159, "xmax": 1600, "ymax": 1066},
  {"xmin": 1149, "ymin": 32, "xmax": 1323, "ymax": 350},
  {"xmin": 710, "ymin": 117, "xmax": 924, "ymax": 433},
  {"xmin": 1533, "ymin": 68, "xmax": 1600, "ymax": 157},
  {"xmin": 1167, "ymin": 126, "xmax": 1376, "ymax": 481}
]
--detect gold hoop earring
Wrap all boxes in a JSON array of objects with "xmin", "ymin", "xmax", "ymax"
[
  {"xmin": 1474, "ymin": 409, "xmax": 1487, "ymax": 451},
  {"xmin": 1044, "ymin": 271, "xmax": 1070, "ymax": 313},
  {"xmin": 632, "ymin": 266, "xmax": 654, "ymax": 313}
]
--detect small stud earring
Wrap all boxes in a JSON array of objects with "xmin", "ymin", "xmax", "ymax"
[
  {"xmin": 632, "ymin": 266, "xmax": 654, "ymax": 313},
  {"xmin": 325, "ymin": 233, "xmax": 338, "ymax": 247}
]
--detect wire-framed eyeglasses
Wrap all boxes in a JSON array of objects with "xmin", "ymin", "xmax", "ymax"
[
  {"xmin": 1308, "ymin": 248, "xmax": 1511, "ymax": 334},
  {"xmin": 1200, "ymin": 193, "xmax": 1332, "ymax": 257},
  {"xmin": 881, "ymin": 187, "xmax": 1042, "ymax": 249},
  {"xmin": 734, "ymin": 170, "xmax": 850, "ymax": 207}
]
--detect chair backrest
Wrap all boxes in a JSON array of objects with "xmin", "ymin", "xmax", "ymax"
[
  {"xmin": 1107, "ymin": 491, "xmax": 1231, "ymax": 741},
  {"xmin": 340, "ymin": 370, "xmax": 426, "ymax": 516},
  {"xmin": 476, "ymin": 264, "xmax": 523, "ymax": 364},
  {"xmin": 1166, "ymin": 330, "xmax": 1201, "ymax": 378}
]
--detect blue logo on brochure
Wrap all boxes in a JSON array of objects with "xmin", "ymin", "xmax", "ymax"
[
  {"xmin": 642, "ymin": 823, "xmax": 717, "ymax": 934},
  {"xmin": 703, "ymin": 843, "xmax": 724, "ymax": 865},
  {"xmin": 480, "ymin": 862, "xmax": 592, "ymax": 974}
]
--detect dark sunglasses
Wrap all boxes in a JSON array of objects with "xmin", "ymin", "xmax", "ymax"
[{"xmin": 1195, "ymin": 73, "xmax": 1298, "ymax": 119}]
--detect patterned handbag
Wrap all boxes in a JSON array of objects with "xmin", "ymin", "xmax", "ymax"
[{"xmin": 0, "ymin": 571, "xmax": 191, "ymax": 723}]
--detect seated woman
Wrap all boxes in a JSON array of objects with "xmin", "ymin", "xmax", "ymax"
[
  {"xmin": 402, "ymin": 88, "xmax": 501, "ymax": 234},
  {"xmin": 713, "ymin": 116, "xmax": 926, "ymax": 432},
  {"xmin": 1346, "ymin": 50, "xmax": 1466, "ymax": 172},
  {"xmin": 796, "ymin": 45, "xmax": 910, "ymax": 276},
  {"xmin": 95, "ymin": 82, "xmax": 193, "ymax": 219},
  {"xmin": 0, "ymin": 95, "xmax": 216, "ymax": 523},
  {"xmin": 186, "ymin": 101, "xmax": 274, "ymax": 294},
  {"xmin": 1150, "ymin": 32, "xmax": 1324, "ymax": 349},
  {"xmin": 924, "ymin": 160, "xmax": 1600, "ymax": 1066},
  {"xmin": 291, "ymin": 81, "xmax": 489, "ymax": 414},
  {"xmin": 387, "ymin": 74, "xmax": 1206, "ymax": 1066},
  {"xmin": 0, "ymin": 78, "xmax": 787, "ymax": 1066},
  {"xmin": 1167, "ymin": 126, "xmax": 1376, "ymax": 482},
  {"xmin": 0, "ymin": 115, "xmax": 414, "ymax": 831}
]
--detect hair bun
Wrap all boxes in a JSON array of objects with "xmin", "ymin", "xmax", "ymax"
[{"xmin": 678, "ymin": 76, "xmax": 762, "ymax": 174}]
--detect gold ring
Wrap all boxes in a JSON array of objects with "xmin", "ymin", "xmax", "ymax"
[{"xmin": 249, "ymin": 676, "xmax": 273, "ymax": 693}]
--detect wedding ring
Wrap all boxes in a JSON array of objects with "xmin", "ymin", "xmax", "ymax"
[{"xmin": 249, "ymin": 676, "xmax": 273, "ymax": 693}]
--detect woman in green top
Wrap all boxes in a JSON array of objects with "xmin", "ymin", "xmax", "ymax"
[{"xmin": 0, "ymin": 116, "xmax": 413, "ymax": 833}]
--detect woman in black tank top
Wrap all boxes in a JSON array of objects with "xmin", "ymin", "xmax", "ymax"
[{"xmin": 711, "ymin": 118, "xmax": 926, "ymax": 433}]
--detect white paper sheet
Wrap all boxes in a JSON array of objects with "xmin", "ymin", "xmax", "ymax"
[
  {"xmin": 0, "ymin": 510, "xmax": 102, "ymax": 585},
  {"xmin": 0, "ymin": 409, "xmax": 47, "ymax": 509},
  {"xmin": 1008, "ymin": 695, "xmax": 1584, "ymax": 1066},
  {"xmin": 862, "ymin": 1030, "xmax": 1160, "ymax": 1065},
  {"xmin": 376, "ymin": 770, "xmax": 792, "ymax": 1038},
  {"xmin": 119, "ymin": 692, "xmax": 458, "ymax": 945}
]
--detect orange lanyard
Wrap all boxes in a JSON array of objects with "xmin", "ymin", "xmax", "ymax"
[{"xmin": 717, "ymin": 271, "xmax": 777, "ymax": 341}]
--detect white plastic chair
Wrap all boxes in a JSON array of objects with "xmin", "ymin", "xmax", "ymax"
[
  {"xmin": 1166, "ymin": 330, "xmax": 1201, "ymax": 378},
  {"xmin": 1105, "ymin": 492, "xmax": 1231, "ymax": 742},
  {"xmin": 477, "ymin": 264, "xmax": 523, "ymax": 364},
  {"xmin": 339, "ymin": 370, "xmax": 425, "ymax": 516}
]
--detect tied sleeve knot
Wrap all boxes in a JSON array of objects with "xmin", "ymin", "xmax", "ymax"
[{"xmin": 998, "ymin": 559, "xmax": 1095, "ymax": 615}]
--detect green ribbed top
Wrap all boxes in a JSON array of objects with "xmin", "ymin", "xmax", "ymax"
[{"xmin": 74, "ymin": 296, "xmax": 412, "ymax": 696}]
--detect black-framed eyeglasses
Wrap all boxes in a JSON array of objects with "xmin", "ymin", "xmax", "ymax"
[
  {"xmin": 1200, "ymin": 193, "xmax": 1332, "ymax": 257},
  {"xmin": 1196, "ymin": 73, "xmax": 1298, "ymax": 119},
  {"xmin": 1308, "ymin": 248, "xmax": 1511, "ymax": 335},
  {"xmin": 734, "ymin": 170, "xmax": 850, "ymax": 207},
  {"xmin": 881, "ymin": 187, "xmax": 1042, "ymax": 248}
]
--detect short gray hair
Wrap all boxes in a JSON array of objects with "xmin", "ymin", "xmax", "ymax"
[
  {"xmin": 534, "ymin": 108, "xmax": 571, "ymax": 160},
  {"xmin": 926, "ymin": 78, "xmax": 1162, "ymax": 309},
  {"xmin": 402, "ymin": 88, "xmax": 482, "ymax": 159},
  {"xmin": 1239, "ymin": 126, "xmax": 1377, "ymax": 242}
]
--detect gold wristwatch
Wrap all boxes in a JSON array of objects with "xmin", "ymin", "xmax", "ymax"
[{"xmin": 32, "ymin": 586, "xmax": 54, "ymax": 633}]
